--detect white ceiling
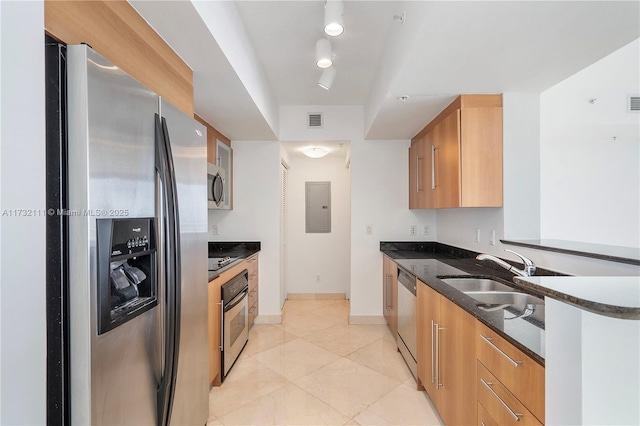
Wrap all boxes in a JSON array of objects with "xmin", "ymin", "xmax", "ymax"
[{"xmin": 132, "ymin": 1, "xmax": 640, "ymax": 141}]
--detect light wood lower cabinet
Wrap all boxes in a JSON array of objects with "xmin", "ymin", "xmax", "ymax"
[
  {"xmin": 477, "ymin": 362, "xmax": 542, "ymax": 426},
  {"xmin": 476, "ymin": 321, "xmax": 545, "ymax": 424},
  {"xmin": 382, "ymin": 255, "xmax": 398, "ymax": 337},
  {"xmin": 246, "ymin": 254, "xmax": 259, "ymax": 328},
  {"xmin": 208, "ymin": 258, "xmax": 258, "ymax": 386},
  {"xmin": 208, "ymin": 276, "xmax": 222, "ymax": 386},
  {"xmin": 478, "ymin": 401, "xmax": 499, "ymax": 426},
  {"xmin": 417, "ymin": 281, "xmax": 477, "ymax": 426}
]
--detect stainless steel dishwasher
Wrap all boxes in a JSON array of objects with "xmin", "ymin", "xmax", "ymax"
[{"xmin": 397, "ymin": 269, "xmax": 417, "ymax": 379}]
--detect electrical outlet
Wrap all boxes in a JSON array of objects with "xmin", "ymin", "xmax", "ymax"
[
  {"xmin": 410, "ymin": 225, "xmax": 417, "ymax": 236},
  {"xmin": 489, "ymin": 229, "xmax": 496, "ymax": 246},
  {"xmin": 423, "ymin": 225, "xmax": 430, "ymax": 236},
  {"xmin": 211, "ymin": 224, "xmax": 219, "ymax": 235},
  {"xmin": 366, "ymin": 225, "xmax": 372, "ymax": 235},
  {"xmin": 316, "ymin": 275, "xmax": 321, "ymax": 282},
  {"xmin": 474, "ymin": 228, "xmax": 480, "ymax": 243}
]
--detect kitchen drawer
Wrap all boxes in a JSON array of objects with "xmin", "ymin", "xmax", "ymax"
[
  {"xmin": 478, "ymin": 401, "xmax": 498, "ymax": 426},
  {"xmin": 477, "ymin": 362, "xmax": 542, "ymax": 426},
  {"xmin": 249, "ymin": 271, "xmax": 258, "ymax": 286},
  {"xmin": 246, "ymin": 255, "xmax": 258, "ymax": 274},
  {"xmin": 476, "ymin": 321, "xmax": 545, "ymax": 421},
  {"xmin": 248, "ymin": 287, "xmax": 258, "ymax": 307},
  {"xmin": 248, "ymin": 302, "xmax": 258, "ymax": 327}
]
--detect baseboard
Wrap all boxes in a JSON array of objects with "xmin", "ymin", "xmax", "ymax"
[
  {"xmin": 348, "ymin": 315, "xmax": 387, "ymax": 325},
  {"xmin": 287, "ymin": 292, "xmax": 346, "ymax": 300},
  {"xmin": 253, "ymin": 314, "xmax": 282, "ymax": 325}
]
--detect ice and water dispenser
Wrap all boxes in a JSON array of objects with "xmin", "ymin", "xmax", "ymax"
[{"xmin": 97, "ymin": 218, "xmax": 158, "ymax": 334}]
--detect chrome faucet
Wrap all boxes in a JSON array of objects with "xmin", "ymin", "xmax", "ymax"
[{"xmin": 476, "ymin": 249, "xmax": 536, "ymax": 277}]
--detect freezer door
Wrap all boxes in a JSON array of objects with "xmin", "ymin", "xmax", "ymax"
[
  {"xmin": 66, "ymin": 45, "xmax": 160, "ymax": 425},
  {"xmin": 160, "ymin": 99, "xmax": 209, "ymax": 426}
]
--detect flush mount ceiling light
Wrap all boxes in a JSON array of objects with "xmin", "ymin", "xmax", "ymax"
[
  {"xmin": 324, "ymin": 0, "xmax": 344, "ymax": 37},
  {"xmin": 318, "ymin": 66, "xmax": 337, "ymax": 90},
  {"xmin": 315, "ymin": 38, "xmax": 333, "ymax": 68},
  {"xmin": 303, "ymin": 147, "xmax": 329, "ymax": 158}
]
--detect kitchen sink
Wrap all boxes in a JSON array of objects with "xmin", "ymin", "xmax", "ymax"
[
  {"xmin": 439, "ymin": 277, "xmax": 516, "ymax": 293},
  {"xmin": 466, "ymin": 291, "xmax": 544, "ymax": 307}
]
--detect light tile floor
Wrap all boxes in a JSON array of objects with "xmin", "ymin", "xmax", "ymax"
[{"xmin": 208, "ymin": 299, "xmax": 444, "ymax": 426}]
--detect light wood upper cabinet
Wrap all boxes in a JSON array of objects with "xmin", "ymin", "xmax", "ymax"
[
  {"xmin": 417, "ymin": 281, "xmax": 476, "ymax": 426},
  {"xmin": 409, "ymin": 95, "xmax": 503, "ymax": 209},
  {"xmin": 45, "ymin": 0, "xmax": 194, "ymax": 116},
  {"xmin": 434, "ymin": 110, "xmax": 461, "ymax": 209}
]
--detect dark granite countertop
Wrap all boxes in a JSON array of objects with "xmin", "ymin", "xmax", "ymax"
[
  {"xmin": 208, "ymin": 241, "xmax": 261, "ymax": 281},
  {"xmin": 514, "ymin": 276, "xmax": 640, "ymax": 320},
  {"xmin": 381, "ymin": 242, "xmax": 556, "ymax": 366}
]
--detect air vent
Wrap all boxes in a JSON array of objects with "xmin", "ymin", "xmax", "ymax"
[
  {"xmin": 629, "ymin": 95, "xmax": 640, "ymax": 112},
  {"xmin": 308, "ymin": 113, "xmax": 323, "ymax": 128}
]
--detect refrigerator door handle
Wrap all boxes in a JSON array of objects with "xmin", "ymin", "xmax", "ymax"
[{"xmin": 155, "ymin": 114, "xmax": 182, "ymax": 426}]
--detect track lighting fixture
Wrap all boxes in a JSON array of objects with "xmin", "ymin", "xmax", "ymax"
[
  {"xmin": 315, "ymin": 38, "xmax": 333, "ymax": 68},
  {"xmin": 318, "ymin": 67, "xmax": 337, "ymax": 90},
  {"xmin": 324, "ymin": 0, "xmax": 344, "ymax": 37}
]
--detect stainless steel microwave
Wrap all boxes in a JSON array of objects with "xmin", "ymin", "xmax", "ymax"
[{"xmin": 207, "ymin": 163, "xmax": 225, "ymax": 209}]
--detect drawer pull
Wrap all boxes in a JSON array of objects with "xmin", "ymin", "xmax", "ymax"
[
  {"xmin": 481, "ymin": 423, "xmax": 487, "ymax": 426},
  {"xmin": 480, "ymin": 334, "xmax": 522, "ymax": 367},
  {"xmin": 481, "ymin": 378, "xmax": 523, "ymax": 422}
]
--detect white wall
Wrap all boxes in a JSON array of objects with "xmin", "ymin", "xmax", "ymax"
[
  {"xmin": 350, "ymin": 137, "xmax": 436, "ymax": 318},
  {"xmin": 503, "ymin": 93, "xmax": 541, "ymax": 240},
  {"xmin": 208, "ymin": 140, "xmax": 282, "ymax": 318},
  {"xmin": 0, "ymin": 1, "xmax": 47, "ymax": 423},
  {"xmin": 541, "ymin": 38, "xmax": 640, "ymax": 248},
  {"xmin": 286, "ymin": 154, "xmax": 351, "ymax": 297},
  {"xmin": 192, "ymin": 1, "xmax": 279, "ymax": 138}
]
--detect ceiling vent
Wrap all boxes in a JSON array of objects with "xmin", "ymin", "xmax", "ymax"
[
  {"xmin": 308, "ymin": 113, "xmax": 323, "ymax": 128},
  {"xmin": 628, "ymin": 95, "xmax": 640, "ymax": 112}
]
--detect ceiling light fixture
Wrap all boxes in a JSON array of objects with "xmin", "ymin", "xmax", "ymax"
[
  {"xmin": 303, "ymin": 147, "xmax": 329, "ymax": 158},
  {"xmin": 315, "ymin": 38, "xmax": 333, "ymax": 68},
  {"xmin": 324, "ymin": 0, "xmax": 344, "ymax": 37},
  {"xmin": 318, "ymin": 66, "xmax": 337, "ymax": 90}
]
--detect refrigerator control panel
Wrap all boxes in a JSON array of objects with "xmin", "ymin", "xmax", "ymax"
[{"xmin": 97, "ymin": 218, "xmax": 158, "ymax": 334}]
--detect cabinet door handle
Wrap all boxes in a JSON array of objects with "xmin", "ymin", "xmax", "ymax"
[
  {"xmin": 480, "ymin": 334, "xmax": 522, "ymax": 367},
  {"xmin": 417, "ymin": 156, "xmax": 422, "ymax": 192},
  {"xmin": 435, "ymin": 323, "xmax": 443, "ymax": 389},
  {"xmin": 431, "ymin": 145, "xmax": 438, "ymax": 189},
  {"xmin": 430, "ymin": 320, "xmax": 435, "ymax": 384},
  {"xmin": 384, "ymin": 274, "xmax": 390, "ymax": 311},
  {"xmin": 219, "ymin": 301, "xmax": 224, "ymax": 351},
  {"xmin": 480, "ymin": 378, "xmax": 523, "ymax": 422}
]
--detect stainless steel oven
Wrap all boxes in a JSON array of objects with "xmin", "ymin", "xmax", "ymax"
[
  {"xmin": 221, "ymin": 270, "xmax": 249, "ymax": 381},
  {"xmin": 397, "ymin": 269, "xmax": 418, "ymax": 379}
]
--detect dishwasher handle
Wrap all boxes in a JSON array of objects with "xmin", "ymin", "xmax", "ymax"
[{"xmin": 398, "ymin": 269, "xmax": 416, "ymax": 296}]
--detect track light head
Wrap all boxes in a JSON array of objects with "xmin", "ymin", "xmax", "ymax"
[
  {"xmin": 318, "ymin": 67, "xmax": 337, "ymax": 90},
  {"xmin": 324, "ymin": 0, "xmax": 344, "ymax": 36},
  {"xmin": 315, "ymin": 38, "xmax": 333, "ymax": 68}
]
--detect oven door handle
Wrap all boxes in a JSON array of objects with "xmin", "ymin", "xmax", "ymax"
[{"xmin": 224, "ymin": 288, "xmax": 248, "ymax": 311}]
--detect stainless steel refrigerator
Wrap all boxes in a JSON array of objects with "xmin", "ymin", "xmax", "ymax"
[{"xmin": 51, "ymin": 43, "xmax": 209, "ymax": 425}]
